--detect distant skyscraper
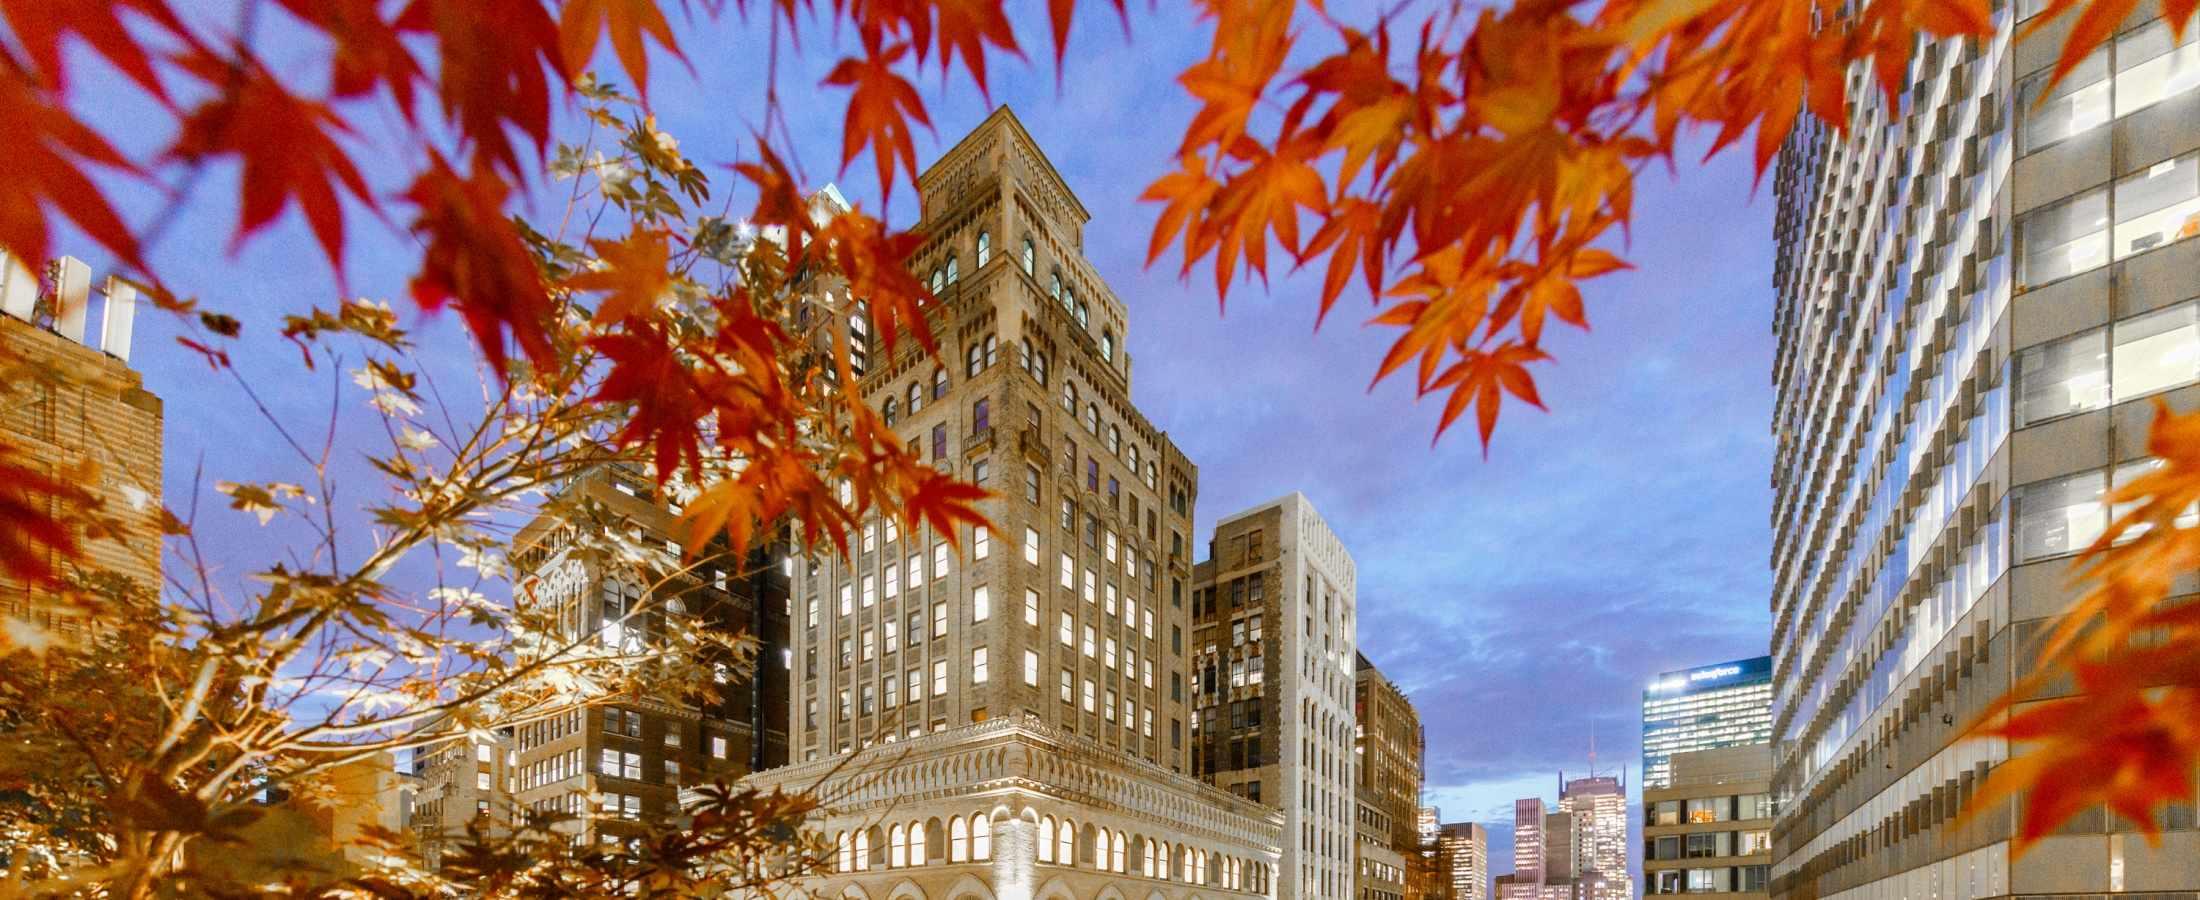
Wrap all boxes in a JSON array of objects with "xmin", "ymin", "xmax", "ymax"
[
  {"xmin": 1436, "ymin": 822, "xmax": 1487, "ymax": 900},
  {"xmin": 1494, "ymin": 777, "xmax": 1632, "ymax": 900},
  {"xmin": 1640, "ymin": 656, "xmax": 1771, "ymax": 789}
]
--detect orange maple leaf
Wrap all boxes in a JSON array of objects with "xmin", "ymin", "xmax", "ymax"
[
  {"xmin": 811, "ymin": 210, "xmax": 936, "ymax": 354},
  {"xmin": 396, "ymin": 0, "xmax": 567, "ymax": 179},
  {"xmin": 1429, "ymin": 341, "xmax": 1550, "ymax": 452},
  {"xmin": 824, "ymin": 40, "xmax": 932, "ymax": 201},
  {"xmin": 559, "ymin": 0, "xmax": 687, "ymax": 99},
  {"xmin": 570, "ymin": 227, "xmax": 674, "ymax": 324},
  {"xmin": 1201, "ymin": 141, "xmax": 1330, "ymax": 301}
]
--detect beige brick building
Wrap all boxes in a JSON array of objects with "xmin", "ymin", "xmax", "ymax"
[
  {"xmin": 1645, "ymin": 745, "xmax": 1772, "ymax": 898},
  {"xmin": 753, "ymin": 106, "xmax": 1280, "ymax": 900},
  {"xmin": 0, "ymin": 254, "xmax": 161, "ymax": 632},
  {"xmin": 1353, "ymin": 654, "xmax": 1426, "ymax": 900}
]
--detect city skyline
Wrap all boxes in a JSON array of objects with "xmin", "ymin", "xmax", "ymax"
[{"xmin": 70, "ymin": 10, "xmax": 1773, "ymax": 875}]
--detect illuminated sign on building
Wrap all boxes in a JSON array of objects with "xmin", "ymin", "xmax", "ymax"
[{"xmin": 1640, "ymin": 655, "xmax": 1773, "ymax": 789}]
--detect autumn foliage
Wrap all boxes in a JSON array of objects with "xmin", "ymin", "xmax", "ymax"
[{"xmin": 0, "ymin": 0, "xmax": 2197, "ymax": 890}]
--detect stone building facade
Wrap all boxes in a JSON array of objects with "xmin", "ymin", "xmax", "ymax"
[
  {"xmin": 1644, "ymin": 744, "xmax": 1771, "ymax": 898},
  {"xmin": 1768, "ymin": 2, "xmax": 2200, "ymax": 899},
  {"xmin": 0, "ymin": 253, "xmax": 161, "ymax": 633},
  {"xmin": 744, "ymin": 717, "xmax": 1279, "ymax": 900},
  {"xmin": 759, "ymin": 106, "xmax": 1279, "ymax": 900},
  {"xmin": 1192, "ymin": 494, "xmax": 1360, "ymax": 900}
]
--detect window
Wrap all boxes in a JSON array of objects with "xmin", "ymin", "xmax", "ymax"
[
  {"xmin": 932, "ymin": 423, "xmax": 948, "ymax": 460},
  {"xmin": 1022, "ymin": 237, "xmax": 1034, "ymax": 274},
  {"xmin": 930, "ymin": 267, "xmax": 944, "ymax": 292},
  {"xmin": 934, "ymin": 602, "xmax": 948, "ymax": 637},
  {"xmin": 883, "ymin": 397, "xmax": 898, "ymax": 426},
  {"xmin": 2114, "ymin": 301, "xmax": 2200, "ymax": 401},
  {"xmin": 861, "ymin": 574, "xmax": 876, "ymax": 607},
  {"xmin": 2115, "ymin": 152, "xmax": 2200, "ymax": 260},
  {"xmin": 907, "ymin": 553, "xmax": 923, "ymax": 588},
  {"xmin": 1061, "ymin": 553, "xmax": 1075, "ymax": 588},
  {"xmin": 972, "ymin": 814, "xmax": 992, "ymax": 860},
  {"xmin": 885, "ymin": 675, "xmax": 899, "ymax": 708},
  {"xmin": 1083, "ymin": 403, "xmax": 1098, "ymax": 434},
  {"xmin": 933, "ymin": 659, "xmax": 948, "ymax": 695},
  {"xmin": 1061, "ymin": 668, "xmax": 1074, "ymax": 702},
  {"xmin": 908, "ymin": 381, "xmax": 922, "ymax": 413},
  {"xmin": 2016, "ymin": 469, "xmax": 2108, "ymax": 561},
  {"xmin": 1082, "ymin": 678, "xmax": 1096, "ymax": 711},
  {"xmin": 946, "ymin": 254, "xmax": 959, "ymax": 283},
  {"xmin": 972, "ymin": 646, "xmax": 989, "ymax": 683},
  {"xmin": 891, "ymin": 824, "xmax": 909, "ymax": 867},
  {"xmin": 974, "ymin": 397, "xmax": 991, "ymax": 433},
  {"xmin": 974, "ymin": 526, "xmax": 991, "ymax": 560},
  {"xmin": 1684, "ymin": 832, "xmax": 1718, "ymax": 858},
  {"xmin": 907, "ymin": 612, "xmax": 922, "ymax": 648},
  {"xmin": 1024, "ymin": 465, "xmax": 1040, "ymax": 503},
  {"xmin": 1024, "ymin": 527, "xmax": 1040, "ymax": 564},
  {"xmin": 1083, "ymin": 625, "xmax": 1096, "ymax": 656},
  {"xmin": 911, "ymin": 820, "xmax": 928, "ymax": 863},
  {"xmin": 1056, "ymin": 818, "xmax": 1075, "ymax": 864},
  {"xmin": 978, "ymin": 231, "xmax": 991, "ymax": 267},
  {"xmin": 933, "ymin": 366, "xmax": 948, "ymax": 400},
  {"xmin": 907, "ymin": 667, "xmax": 921, "ymax": 702},
  {"xmin": 967, "ymin": 343, "xmax": 984, "ymax": 377},
  {"xmin": 1050, "ymin": 271, "xmax": 1063, "ymax": 301},
  {"xmin": 1023, "ymin": 650, "xmax": 1039, "ymax": 685},
  {"xmin": 861, "ymin": 627, "xmax": 875, "ymax": 661},
  {"xmin": 2019, "ymin": 186, "xmax": 2109, "ymax": 287},
  {"xmin": 2117, "ymin": 21, "xmax": 2200, "ymax": 117},
  {"xmin": 1025, "ymin": 588, "xmax": 1040, "ymax": 625},
  {"xmin": 934, "ymin": 541, "xmax": 951, "ymax": 577},
  {"xmin": 1742, "ymin": 830, "xmax": 1773, "ymax": 854},
  {"xmin": 973, "ymin": 585, "xmax": 991, "ymax": 621},
  {"xmin": 1101, "ymin": 330, "xmax": 1115, "ymax": 362},
  {"xmin": 1087, "ymin": 457, "xmax": 1099, "ymax": 491},
  {"xmin": 2018, "ymin": 48, "xmax": 2109, "ymax": 154},
  {"xmin": 950, "ymin": 817, "xmax": 970, "ymax": 862}
]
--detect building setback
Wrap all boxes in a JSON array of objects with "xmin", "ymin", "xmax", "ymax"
[
  {"xmin": 1194, "ymin": 492, "xmax": 1361, "ymax": 900},
  {"xmin": 1644, "ymin": 744, "xmax": 1772, "ymax": 898},
  {"xmin": 1768, "ymin": 3, "xmax": 2200, "ymax": 900},
  {"xmin": 1640, "ymin": 656, "xmax": 1772, "ymax": 790},
  {"xmin": 0, "ymin": 253, "xmax": 161, "ymax": 632},
  {"xmin": 747, "ymin": 105, "xmax": 1280, "ymax": 900},
  {"xmin": 1354, "ymin": 654, "xmax": 1426, "ymax": 900}
]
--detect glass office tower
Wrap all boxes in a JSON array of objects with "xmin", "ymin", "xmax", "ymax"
[{"xmin": 1641, "ymin": 656, "xmax": 1773, "ymax": 790}]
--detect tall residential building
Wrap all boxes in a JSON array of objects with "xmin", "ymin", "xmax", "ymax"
[
  {"xmin": 1641, "ymin": 656, "xmax": 1773, "ymax": 789},
  {"xmin": 1644, "ymin": 744, "xmax": 1772, "ymax": 898},
  {"xmin": 1355, "ymin": 654, "xmax": 1425, "ymax": 900},
  {"xmin": 0, "ymin": 253, "xmax": 160, "ymax": 633},
  {"xmin": 745, "ymin": 106, "xmax": 1281, "ymax": 900},
  {"xmin": 1194, "ymin": 492, "xmax": 1361, "ymax": 900},
  {"xmin": 493, "ymin": 465, "xmax": 788, "ymax": 853},
  {"xmin": 1435, "ymin": 822, "xmax": 1488, "ymax": 900},
  {"xmin": 1769, "ymin": 4, "xmax": 2200, "ymax": 900}
]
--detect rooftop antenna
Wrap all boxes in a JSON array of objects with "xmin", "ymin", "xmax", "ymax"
[{"xmin": 1589, "ymin": 718, "xmax": 1598, "ymax": 779}]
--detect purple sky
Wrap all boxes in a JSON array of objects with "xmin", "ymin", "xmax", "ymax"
[{"xmin": 51, "ymin": 0, "xmax": 1777, "ymax": 874}]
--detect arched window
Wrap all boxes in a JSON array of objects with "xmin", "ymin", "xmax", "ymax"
[
  {"xmin": 1061, "ymin": 381, "xmax": 1076, "ymax": 412},
  {"xmin": 883, "ymin": 397, "xmax": 898, "ymax": 426},
  {"xmin": 1056, "ymin": 818, "xmax": 1075, "ymax": 865},
  {"xmin": 1050, "ymin": 272, "xmax": 1062, "ymax": 302},
  {"xmin": 983, "ymin": 334, "xmax": 998, "ymax": 367},
  {"xmin": 1064, "ymin": 286, "xmax": 1076, "ymax": 313},
  {"xmin": 978, "ymin": 231, "xmax": 991, "ymax": 267},
  {"xmin": 1159, "ymin": 842, "xmax": 1171, "ymax": 880},
  {"xmin": 836, "ymin": 832, "xmax": 853, "ymax": 872},
  {"xmin": 911, "ymin": 820, "xmax": 928, "ymax": 864},
  {"xmin": 1022, "ymin": 238, "xmax": 1035, "ymax": 274},
  {"xmin": 1034, "ymin": 352, "xmax": 1048, "ymax": 386},
  {"xmin": 932, "ymin": 366, "xmax": 948, "ymax": 400},
  {"xmin": 1110, "ymin": 830, "xmax": 1126, "ymax": 872},
  {"xmin": 1101, "ymin": 330, "xmax": 1114, "ymax": 362},
  {"xmin": 1146, "ymin": 461, "xmax": 1158, "ymax": 489},
  {"xmin": 946, "ymin": 255, "xmax": 960, "ymax": 283},
  {"xmin": 1038, "ymin": 817, "xmax": 1056, "ymax": 863},
  {"xmin": 972, "ymin": 813, "xmax": 992, "ymax": 860},
  {"xmin": 890, "ymin": 824, "xmax": 908, "ymax": 867},
  {"xmin": 908, "ymin": 382, "xmax": 922, "ymax": 414},
  {"xmin": 931, "ymin": 268, "xmax": 944, "ymax": 293},
  {"xmin": 1020, "ymin": 339, "xmax": 1033, "ymax": 373},
  {"xmin": 966, "ymin": 343, "xmax": 983, "ymax": 377},
  {"xmin": 1075, "ymin": 299, "xmax": 1090, "ymax": 328},
  {"xmin": 1143, "ymin": 840, "xmax": 1156, "ymax": 877},
  {"xmin": 854, "ymin": 828, "xmax": 871, "ymax": 870},
  {"xmin": 1108, "ymin": 425, "xmax": 1120, "ymax": 455},
  {"xmin": 949, "ymin": 816, "xmax": 969, "ymax": 862},
  {"xmin": 1084, "ymin": 403, "xmax": 1098, "ymax": 434},
  {"xmin": 1094, "ymin": 829, "xmax": 1109, "ymax": 871},
  {"xmin": 1127, "ymin": 443, "xmax": 1139, "ymax": 471}
]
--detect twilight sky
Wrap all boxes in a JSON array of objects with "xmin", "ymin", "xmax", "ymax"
[{"xmin": 56, "ymin": 0, "xmax": 1777, "ymax": 873}]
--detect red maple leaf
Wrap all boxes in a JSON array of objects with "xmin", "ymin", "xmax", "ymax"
[
  {"xmin": 396, "ymin": 0, "xmax": 567, "ymax": 179},
  {"xmin": 275, "ymin": 0, "xmax": 424, "ymax": 118},
  {"xmin": 0, "ymin": 0, "xmax": 187, "ymax": 99},
  {"xmin": 402, "ymin": 155, "xmax": 555, "ymax": 374},
  {"xmin": 823, "ymin": 40, "xmax": 932, "ymax": 200},
  {"xmin": 167, "ymin": 57, "xmax": 374, "ymax": 277},
  {"xmin": 0, "ymin": 62, "xmax": 145, "ymax": 271},
  {"xmin": 559, "ymin": 0, "xmax": 687, "ymax": 99}
]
